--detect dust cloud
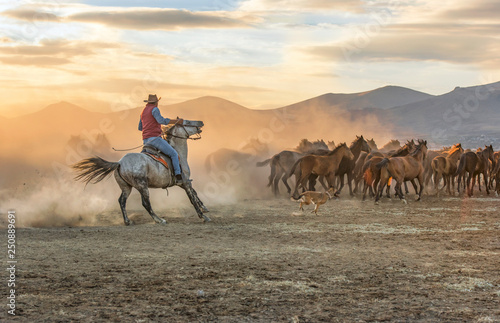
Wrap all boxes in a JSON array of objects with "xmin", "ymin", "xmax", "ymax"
[{"xmin": 1, "ymin": 99, "xmax": 397, "ymax": 227}]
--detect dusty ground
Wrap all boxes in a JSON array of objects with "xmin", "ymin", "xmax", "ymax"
[{"xmin": 2, "ymin": 194, "xmax": 500, "ymax": 322}]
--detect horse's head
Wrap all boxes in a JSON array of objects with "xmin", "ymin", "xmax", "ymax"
[
  {"xmin": 415, "ymin": 140, "xmax": 428, "ymax": 161},
  {"xmin": 484, "ymin": 145, "xmax": 494, "ymax": 160},
  {"xmin": 340, "ymin": 142, "xmax": 355, "ymax": 160},
  {"xmin": 358, "ymin": 135, "xmax": 372, "ymax": 153},
  {"xmin": 367, "ymin": 138, "xmax": 378, "ymax": 151},
  {"xmin": 165, "ymin": 120, "xmax": 204, "ymax": 141}
]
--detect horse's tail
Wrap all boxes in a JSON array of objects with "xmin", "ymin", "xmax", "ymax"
[
  {"xmin": 364, "ymin": 168, "xmax": 373, "ymax": 185},
  {"xmin": 431, "ymin": 158, "xmax": 438, "ymax": 172},
  {"xmin": 266, "ymin": 155, "xmax": 279, "ymax": 187},
  {"xmin": 375, "ymin": 158, "xmax": 389, "ymax": 170},
  {"xmin": 375, "ymin": 158, "xmax": 392, "ymax": 184},
  {"xmin": 256, "ymin": 158, "xmax": 271, "ymax": 167},
  {"xmin": 73, "ymin": 157, "xmax": 120, "ymax": 185},
  {"xmin": 455, "ymin": 154, "xmax": 466, "ymax": 176}
]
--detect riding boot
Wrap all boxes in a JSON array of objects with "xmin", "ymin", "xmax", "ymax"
[{"xmin": 175, "ymin": 174, "xmax": 186, "ymax": 186}]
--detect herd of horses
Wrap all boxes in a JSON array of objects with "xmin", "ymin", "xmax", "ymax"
[{"xmin": 257, "ymin": 136, "xmax": 500, "ymax": 204}]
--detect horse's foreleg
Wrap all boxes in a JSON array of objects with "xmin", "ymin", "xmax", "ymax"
[
  {"xmin": 291, "ymin": 173, "xmax": 305, "ymax": 199},
  {"xmin": 410, "ymin": 179, "xmax": 418, "ymax": 195},
  {"xmin": 308, "ymin": 174, "xmax": 318, "ymax": 191},
  {"xmin": 347, "ymin": 172, "xmax": 354, "ymax": 197},
  {"xmin": 189, "ymin": 184, "xmax": 209, "ymax": 213},
  {"xmin": 281, "ymin": 172, "xmax": 292, "ymax": 195},
  {"xmin": 416, "ymin": 176, "xmax": 424, "ymax": 201},
  {"xmin": 394, "ymin": 181, "xmax": 405, "ymax": 201},
  {"xmin": 483, "ymin": 170, "xmax": 490, "ymax": 195},
  {"xmin": 335, "ymin": 174, "xmax": 345, "ymax": 196},
  {"xmin": 318, "ymin": 175, "xmax": 328, "ymax": 191},
  {"xmin": 183, "ymin": 182, "xmax": 211, "ymax": 222}
]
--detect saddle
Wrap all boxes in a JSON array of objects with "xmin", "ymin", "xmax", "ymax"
[{"xmin": 141, "ymin": 145, "xmax": 174, "ymax": 173}]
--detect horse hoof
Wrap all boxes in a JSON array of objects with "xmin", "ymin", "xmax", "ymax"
[
  {"xmin": 201, "ymin": 206, "xmax": 210, "ymax": 213},
  {"xmin": 125, "ymin": 220, "xmax": 134, "ymax": 226},
  {"xmin": 402, "ymin": 199, "xmax": 408, "ymax": 205},
  {"xmin": 375, "ymin": 201, "xmax": 379, "ymax": 205},
  {"xmin": 156, "ymin": 219, "xmax": 167, "ymax": 225},
  {"xmin": 202, "ymin": 215, "xmax": 211, "ymax": 222}
]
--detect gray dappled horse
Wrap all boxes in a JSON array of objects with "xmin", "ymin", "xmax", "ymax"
[{"xmin": 73, "ymin": 120, "xmax": 210, "ymax": 225}]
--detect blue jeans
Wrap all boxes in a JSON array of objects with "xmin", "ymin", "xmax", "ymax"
[{"xmin": 144, "ymin": 137, "xmax": 181, "ymax": 175}]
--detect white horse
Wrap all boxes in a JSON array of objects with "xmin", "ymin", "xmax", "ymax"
[{"xmin": 73, "ymin": 121, "xmax": 210, "ymax": 225}]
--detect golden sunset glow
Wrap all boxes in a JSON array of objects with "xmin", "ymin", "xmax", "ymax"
[{"xmin": 1, "ymin": 0, "xmax": 499, "ymax": 116}]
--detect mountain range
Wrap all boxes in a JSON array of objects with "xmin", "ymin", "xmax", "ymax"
[{"xmin": 2, "ymin": 82, "xmax": 500, "ymax": 172}]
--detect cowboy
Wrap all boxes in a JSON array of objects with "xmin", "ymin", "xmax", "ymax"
[{"xmin": 138, "ymin": 94, "xmax": 185, "ymax": 185}]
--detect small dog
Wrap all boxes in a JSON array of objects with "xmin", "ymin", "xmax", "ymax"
[{"xmin": 294, "ymin": 187, "xmax": 335, "ymax": 215}]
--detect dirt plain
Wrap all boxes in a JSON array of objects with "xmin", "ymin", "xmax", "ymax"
[{"xmin": 1, "ymin": 194, "xmax": 500, "ymax": 322}]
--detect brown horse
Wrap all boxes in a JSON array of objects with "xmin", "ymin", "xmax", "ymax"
[
  {"xmin": 375, "ymin": 140, "xmax": 428, "ymax": 204},
  {"xmin": 257, "ymin": 139, "xmax": 331, "ymax": 196},
  {"xmin": 492, "ymin": 153, "xmax": 500, "ymax": 196},
  {"xmin": 455, "ymin": 145, "xmax": 494, "ymax": 196},
  {"xmin": 361, "ymin": 140, "xmax": 415, "ymax": 201},
  {"xmin": 431, "ymin": 143, "xmax": 463, "ymax": 196},
  {"xmin": 489, "ymin": 151, "xmax": 500, "ymax": 193},
  {"xmin": 335, "ymin": 135, "xmax": 372, "ymax": 196},
  {"xmin": 290, "ymin": 143, "xmax": 354, "ymax": 198}
]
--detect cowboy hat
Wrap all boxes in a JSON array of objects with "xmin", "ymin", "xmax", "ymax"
[{"xmin": 144, "ymin": 94, "xmax": 161, "ymax": 103}]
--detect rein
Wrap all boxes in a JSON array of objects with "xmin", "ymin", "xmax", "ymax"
[
  {"xmin": 112, "ymin": 144, "xmax": 144, "ymax": 151},
  {"xmin": 166, "ymin": 124, "xmax": 202, "ymax": 141}
]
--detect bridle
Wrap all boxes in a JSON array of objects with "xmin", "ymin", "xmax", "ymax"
[{"xmin": 165, "ymin": 123, "xmax": 202, "ymax": 141}]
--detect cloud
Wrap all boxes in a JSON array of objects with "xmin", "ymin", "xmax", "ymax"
[
  {"xmin": 0, "ymin": 39, "xmax": 122, "ymax": 66},
  {"xmin": 68, "ymin": 8, "xmax": 252, "ymax": 30},
  {"xmin": 438, "ymin": 0, "xmax": 500, "ymax": 22},
  {"xmin": 0, "ymin": 56, "xmax": 71, "ymax": 66},
  {"xmin": 1, "ymin": 8, "xmax": 61, "ymax": 22},
  {"xmin": 239, "ymin": 0, "xmax": 365, "ymax": 13},
  {"xmin": 306, "ymin": 32, "xmax": 500, "ymax": 67}
]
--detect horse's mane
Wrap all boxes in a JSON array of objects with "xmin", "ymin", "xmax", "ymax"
[
  {"xmin": 327, "ymin": 143, "xmax": 347, "ymax": 155},
  {"xmin": 393, "ymin": 143, "xmax": 411, "ymax": 156},
  {"xmin": 410, "ymin": 143, "xmax": 425, "ymax": 157},
  {"xmin": 447, "ymin": 144, "xmax": 462, "ymax": 156},
  {"xmin": 349, "ymin": 136, "xmax": 364, "ymax": 149}
]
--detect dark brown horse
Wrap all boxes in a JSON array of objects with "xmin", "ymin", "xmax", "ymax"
[
  {"xmin": 375, "ymin": 140, "xmax": 428, "ymax": 204},
  {"xmin": 290, "ymin": 143, "xmax": 354, "ymax": 198},
  {"xmin": 455, "ymin": 145, "xmax": 494, "ymax": 196},
  {"xmin": 335, "ymin": 135, "xmax": 372, "ymax": 196}
]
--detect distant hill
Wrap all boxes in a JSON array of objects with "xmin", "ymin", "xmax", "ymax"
[
  {"xmin": 375, "ymin": 82, "xmax": 500, "ymax": 144},
  {"xmin": 277, "ymin": 85, "xmax": 432, "ymax": 115}
]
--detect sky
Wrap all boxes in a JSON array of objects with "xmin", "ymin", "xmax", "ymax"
[{"xmin": 0, "ymin": 0, "xmax": 499, "ymax": 117}]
